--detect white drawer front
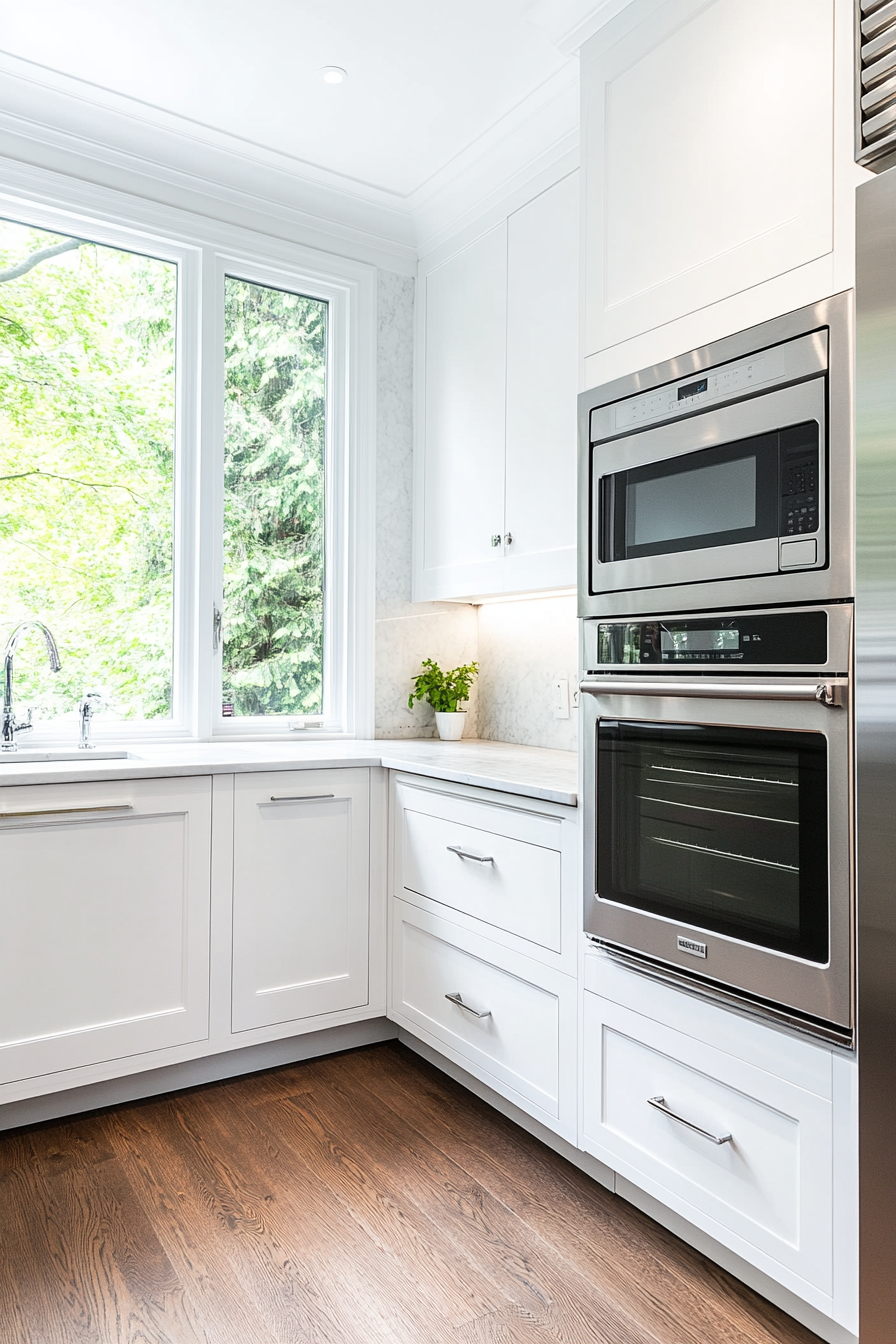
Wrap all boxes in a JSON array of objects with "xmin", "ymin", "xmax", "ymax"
[
  {"xmin": 400, "ymin": 803, "xmax": 561, "ymax": 951},
  {"xmin": 583, "ymin": 992, "xmax": 833, "ymax": 1295},
  {"xmin": 394, "ymin": 910, "xmax": 560, "ymax": 1115}
]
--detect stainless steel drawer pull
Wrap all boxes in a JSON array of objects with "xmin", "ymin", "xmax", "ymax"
[
  {"xmin": 269, "ymin": 793, "xmax": 335, "ymax": 802},
  {"xmin": 447, "ymin": 844, "xmax": 494, "ymax": 864},
  {"xmin": 0, "ymin": 803, "xmax": 134, "ymax": 821},
  {"xmin": 580, "ymin": 678, "xmax": 844, "ymax": 707},
  {"xmin": 648, "ymin": 1095, "xmax": 732, "ymax": 1145},
  {"xmin": 445, "ymin": 991, "xmax": 491, "ymax": 1019}
]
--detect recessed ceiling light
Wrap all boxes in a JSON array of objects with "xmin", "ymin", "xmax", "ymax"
[{"xmin": 320, "ymin": 66, "xmax": 347, "ymax": 85}]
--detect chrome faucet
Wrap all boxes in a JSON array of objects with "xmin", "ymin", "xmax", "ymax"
[
  {"xmin": 2, "ymin": 620, "xmax": 61, "ymax": 751},
  {"xmin": 78, "ymin": 692, "xmax": 102, "ymax": 750}
]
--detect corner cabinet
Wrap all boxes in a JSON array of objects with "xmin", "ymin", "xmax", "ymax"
[
  {"xmin": 388, "ymin": 774, "xmax": 579, "ymax": 1142},
  {"xmin": 414, "ymin": 171, "xmax": 579, "ymax": 602},
  {"xmin": 231, "ymin": 769, "xmax": 370, "ymax": 1032},
  {"xmin": 0, "ymin": 776, "xmax": 212, "ymax": 1085}
]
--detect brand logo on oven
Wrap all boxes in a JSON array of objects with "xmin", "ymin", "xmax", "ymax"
[{"xmin": 677, "ymin": 936, "xmax": 707, "ymax": 959}]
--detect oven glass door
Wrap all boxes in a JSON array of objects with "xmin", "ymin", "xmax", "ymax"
[{"xmin": 598, "ymin": 720, "xmax": 828, "ymax": 961}]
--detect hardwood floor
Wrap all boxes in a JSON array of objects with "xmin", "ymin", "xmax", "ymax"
[{"xmin": 0, "ymin": 1041, "xmax": 822, "ymax": 1344}]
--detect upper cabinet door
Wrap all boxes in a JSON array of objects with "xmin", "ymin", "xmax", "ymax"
[
  {"xmin": 582, "ymin": 0, "xmax": 834, "ymax": 360},
  {"xmin": 417, "ymin": 222, "xmax": 508, "ymax": 601},
  {"xmin": 504, "ymin": 173, "xmax": 579, "ymax": 594}
]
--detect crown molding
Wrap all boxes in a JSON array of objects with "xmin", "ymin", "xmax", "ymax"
[
  {"xmin": 525, "ymin": 0, "xmax": 635, "ymax": 54},
  {"xmin": 409, "ymin": 60, "xmax": 580, "ymax": 258},
  {"xmin": 0, "ymin": 42, "xmax": 589, "ymax": 270},
  {"xmin": 0, "ymin": 51, "xmax": 417, "ymax": 272}
]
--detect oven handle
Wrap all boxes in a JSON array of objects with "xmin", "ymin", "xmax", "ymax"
[{"xmin": 579, "ymin": 678, "xmax": 846, "ymax": 706}]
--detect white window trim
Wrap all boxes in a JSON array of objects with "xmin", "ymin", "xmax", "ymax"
[{"xmin": 0, "ymin": 158, "xmax": 376, "ymax": 744}]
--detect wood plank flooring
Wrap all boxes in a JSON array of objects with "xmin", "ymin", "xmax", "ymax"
[{"xmin": 0, "ymin": 1041, "xmax": 823, "ymax": 1344}]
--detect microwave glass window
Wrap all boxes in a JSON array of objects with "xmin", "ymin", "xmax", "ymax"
[
  {"xmin": 629, "ymin": 455, "xmax": 756, "ymax": 548},
  {"xmin": 597, "ymin": 721, "xmax": 828, "ymax": 961}
]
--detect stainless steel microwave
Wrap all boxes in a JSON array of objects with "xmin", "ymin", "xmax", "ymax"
[{"xmin": 578, "ymin": 293, "xmax": 854, "ymax": 619}]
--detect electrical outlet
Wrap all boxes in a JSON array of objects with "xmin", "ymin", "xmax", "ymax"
[{"xmin": 552, "ymin": 677, "xmax": 570, "ymax": 719}]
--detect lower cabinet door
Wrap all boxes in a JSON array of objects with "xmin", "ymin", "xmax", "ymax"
[
  {"xmin": 231, "ymin": 769, "xmax": 370, "ymax": 1032},
  {"xmin": 390, "ymin": 899, "xmax": 576, "ymax": 1139},
  {"xmin": 0, "ymin": 775, "xmax": 212, "ymax": 1085},
  {"xmin": 582, "ymin": 990, "xmax": 834, "ymax": 1298}
]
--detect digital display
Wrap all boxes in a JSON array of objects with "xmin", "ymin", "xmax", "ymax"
[
  {"xmin": 677, "ymin": 377, "xmax": 708, "ymax": 400},
  {"xmin": 660, "ymin": 628, "xmax": 739, "ymax": 653}
]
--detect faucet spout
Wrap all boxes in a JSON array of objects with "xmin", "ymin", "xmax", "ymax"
[{"xmin": 2, "ymin": 620, "xmax": 62, "ymax": 751}]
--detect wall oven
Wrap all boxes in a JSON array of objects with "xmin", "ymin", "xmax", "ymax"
[
  {"xmin": 578, "ymin": 292, "xmax": 853, "ymax": 619},
  {"xmin": 581, "ymin": 604, "xmax": 852, "ymax": 1043}
]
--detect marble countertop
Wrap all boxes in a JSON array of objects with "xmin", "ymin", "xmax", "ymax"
[{"xmin": 0, "ymin": 738, "xmax": 578, "ymax": 806}]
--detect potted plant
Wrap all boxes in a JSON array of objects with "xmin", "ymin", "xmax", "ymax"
[{"xmin": 407, "ymin": 659, "xmax": 479, "ymax": 740}]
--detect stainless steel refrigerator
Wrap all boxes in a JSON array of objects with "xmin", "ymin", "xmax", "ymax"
[{"xmin": 856, "ymin": 166, "xmax": 896, "ymax": 1344}]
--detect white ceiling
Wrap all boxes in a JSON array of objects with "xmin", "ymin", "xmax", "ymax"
[{"xmin": 0, "ymin": 0, "xmax": 577, "ymax": 199}]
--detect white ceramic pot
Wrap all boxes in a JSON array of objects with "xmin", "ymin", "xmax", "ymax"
[{"xmin": 435, "ymin": 711, "xmax": 466, "ymax": 741}]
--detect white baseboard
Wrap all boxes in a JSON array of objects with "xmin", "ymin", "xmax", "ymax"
[{"xmin": 0, "ymin": 1017, "xmax": 398, "ymax": 1131}]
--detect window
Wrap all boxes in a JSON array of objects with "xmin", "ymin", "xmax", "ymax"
[
  {"xmin": 0, "ymin": 182, "xmax": 374, "ymax": 743},
  {"xmin": 0, "ymin": 220, "xmax": 177, "ymax": 722},
  {"xmin": 222, "ymin": 277, "xmax": 327, "ymax": 720}
]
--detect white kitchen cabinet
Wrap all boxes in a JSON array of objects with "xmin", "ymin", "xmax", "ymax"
[
  {"xmin": 580, "ymin": 0, "xmax": 854, "ymax": 386},
  {"xmin": 0, "ymin": 775, "xmax": 211, "ymax": 1084},
  {"xmin": 415, "ymin": 172, "xmax": 579, "ymax": 602},
  {"xmin": 391, "ymin": 899, "xmax": 577, "ymax": 1141},
  {"xmin": 231, "ymin": 768, "xmax": 370, "ymax": 1032},
  {"xmin": 419, "ymin": 221, "xmax": 508, "ymax": 599},
  {"xmin": 581, "ymin": 952, "xmax": 858, "ymax": 1328},
  {"xmin": 389, "ymin": 774, "xmax": 578, "ymax": 1140}
]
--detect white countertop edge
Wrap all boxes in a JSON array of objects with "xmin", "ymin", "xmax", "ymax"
[{"xmin": 0, "ymin": 739, "xmax": 578, "ymax": 807}]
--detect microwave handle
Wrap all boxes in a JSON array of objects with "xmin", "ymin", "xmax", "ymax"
[{"xmin": 579, "ymin": 678, "xmax": 845, "ymax": 706}]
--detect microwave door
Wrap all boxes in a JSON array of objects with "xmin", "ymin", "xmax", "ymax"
[{"xmin": 590, "ymin": 377, "xmax": 826, "ymax": 597}]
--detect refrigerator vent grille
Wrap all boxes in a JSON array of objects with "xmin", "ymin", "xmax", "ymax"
[{"xmin": 858, "ymin": 0, "xmax": 896, "ymax": 167}]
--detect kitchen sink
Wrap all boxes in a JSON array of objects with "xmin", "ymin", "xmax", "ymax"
[{"xmin": 0, "ymin": 749, "xmax": 136, "ymax": 763}]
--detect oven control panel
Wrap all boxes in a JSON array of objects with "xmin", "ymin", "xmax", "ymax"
[{"xmin": 591, "ymin": 610, "xmax": 828, "ymax": 667}]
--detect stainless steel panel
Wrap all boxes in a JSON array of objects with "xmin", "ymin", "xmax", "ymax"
[
  {"xmin": 856, "ymin": 164, "xmax": 896, "ymax": 1344},
  {"xmin": 581, "ymin": 675, "xmax": 853, "ymax": 1033},
  {"xmin": 578, "ymin": 292, "xmax": 854, "ymax": 619}
]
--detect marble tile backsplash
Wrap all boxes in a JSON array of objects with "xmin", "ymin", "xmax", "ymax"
[
  {"xmin": 373, "ymin": 269, "xmax": 579, "ymax": 753},
  {"xmin": 477, "ymin": 594, "xmax": 580, "ymax": 752}
]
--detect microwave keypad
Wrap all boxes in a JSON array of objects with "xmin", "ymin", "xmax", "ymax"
[{"xmin": 781, "ymin": 455, "xmax": 819, "ymax": 536}]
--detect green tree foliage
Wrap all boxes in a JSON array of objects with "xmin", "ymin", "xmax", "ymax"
[
  {"xmin": 223, "ymin": 277, "xmax": 327, "ymax": 717},
  {"xmin": 0, "ymin": 219, "xmax": 176, "ymax": 721}
]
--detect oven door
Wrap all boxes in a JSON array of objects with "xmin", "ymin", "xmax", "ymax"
[
  {"xmin": 581, "ymin": 676, "xmax": 852, "ymax": 1035},
  {"xmin": 590, "ymin": 378, "xmax": 826, "ymax": 600}
]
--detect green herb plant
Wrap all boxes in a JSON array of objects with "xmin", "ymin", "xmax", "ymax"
[{"xmin": 407, "ymin": 659, "xmax": 479, "ymax": 714}]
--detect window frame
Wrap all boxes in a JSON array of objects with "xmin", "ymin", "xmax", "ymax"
[{"xmin": 0, "ymin": 166, "xmax": 376, "ymax": 744}]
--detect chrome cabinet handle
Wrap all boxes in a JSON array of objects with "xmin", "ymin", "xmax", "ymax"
[
  {"xmin": 445, "ymin": 991, "xmax": 491, "ymax": 1019},
  {"xmin": 269, "ymin": 793, "xmax": 336, "ymax": 802},
  {"xmin": 504, "ymin": 532, "xmax": 513, "ymax": 546},
  {"xmin": 647, "ymin": 1095, "xmax": 732, "ymax": 1145},
  {"xmin": 0, "ymin": 803, "xmax": 134, "ymax": 821},
  {"xmin": 447, "ymin": 844, "xmax": 494, "ymax": 864},
  {"xmin": 491, "ymin": 534, "xmax": 502, "ymax": 547},
  {"xmin": 580, "ymin": 678, "xmax": 844, "ymax": 706}
]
